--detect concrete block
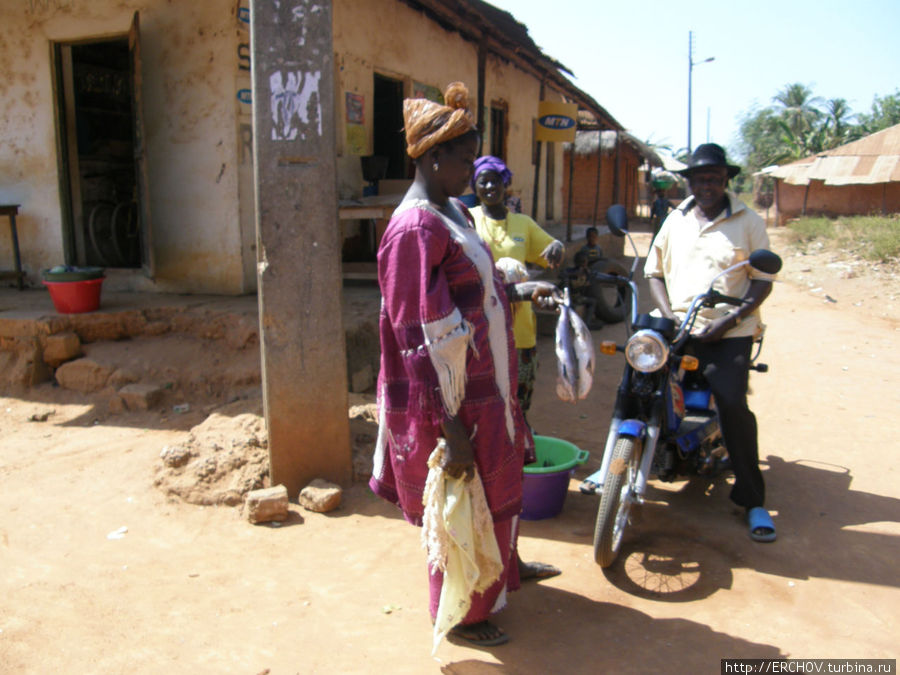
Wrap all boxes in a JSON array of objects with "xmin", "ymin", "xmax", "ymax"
[
  {"xmin": 118, "ymin": 383, "xmax": 164, "ymax": 410},
  {"xmin": 245, "ymin": 485, "xmax": 289, "ymax": 523},
  {"xmin": 298, "ymin": 478, "xmax": 342, "ymax": 513},
  {"xmin": 55, "ymin": 358, "xmax": 114, "ymax": 393},
  {"xmin": 42, "ymin": 332, "xmax": 82, "ymax": 367}
]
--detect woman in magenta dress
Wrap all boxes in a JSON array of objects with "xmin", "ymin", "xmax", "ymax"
[{"xmin": 369, "ymin": 82, "xmax": 557, "ymax": 647}]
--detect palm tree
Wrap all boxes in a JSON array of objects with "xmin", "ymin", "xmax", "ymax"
[
  {"xmin": 772, "ymin": 83, "xmax": 823, "ymax": 139},
  {"xmin": 822, "ymin": 98, "xmax": 856, "ymax": 148}
]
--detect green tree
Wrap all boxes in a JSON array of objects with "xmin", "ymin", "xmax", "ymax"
[
  {"xmin": 821, "ymin": 98, "xmax": 858, "ymax": 148},
  {"xmin": 858, "ymin": 90, "xmax": 900, "ymax": 134},
  {"xmin": 772, "ymin": 83, "xmax": 823, "ymax": 138},
  {"xmin": 736, "ymin": 105, "xmax": 786, "ymax": 169}
]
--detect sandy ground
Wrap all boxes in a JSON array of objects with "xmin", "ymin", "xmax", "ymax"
[{"xmin": 1, "ymin": 229, "xmax": 899, "ymax": 674}]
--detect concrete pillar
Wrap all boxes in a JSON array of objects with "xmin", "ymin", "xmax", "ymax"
[{"xmin": 250, "ymin": 0, "xmax": 351, "ymax": 495}]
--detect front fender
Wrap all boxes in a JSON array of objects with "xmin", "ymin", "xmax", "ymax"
[{"xmin": 617, "ymin": 419, "xmax": 647, "ymax": 440}]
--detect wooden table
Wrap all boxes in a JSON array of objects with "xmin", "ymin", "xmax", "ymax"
[
  {"xmin": 0, "ymin": 205, "xmax": 24, "ymax": 290},
  {"xmin": 338, "ymin": 195, "xmax": 402, "ymax": 279}
]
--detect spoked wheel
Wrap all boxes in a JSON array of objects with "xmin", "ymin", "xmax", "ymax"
[{"xmin": 593, "ymin": 436, "xmax": 641, "ymax": 567}]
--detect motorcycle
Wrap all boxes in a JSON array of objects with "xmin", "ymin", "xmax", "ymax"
[{"xmin": 583, "ymin": 204, "xmax": 782, "ymax": 567}]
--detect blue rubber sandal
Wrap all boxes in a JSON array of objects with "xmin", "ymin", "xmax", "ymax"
[{"xmin": 748, "ymin": 507, "xmax": 777, "ymax": 543}]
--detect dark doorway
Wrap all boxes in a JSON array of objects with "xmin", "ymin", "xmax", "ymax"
[
  {"xmin": 54, "ymin": 14, "xmax": 153, "ymax": 273},
  {"xmin": 373, "ymin": 74, "xmax": 407, "ymax": 180},
  {"xmin": 490, "ymin": 102, "xmax": 507, "ymax": 161}
]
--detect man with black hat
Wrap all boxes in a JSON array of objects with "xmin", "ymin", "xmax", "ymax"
[{"xmin": 644, "ymin": 143, "xmax": 778, "ymax": 543}]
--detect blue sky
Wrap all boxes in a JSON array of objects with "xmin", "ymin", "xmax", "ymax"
[{"xmin": 486, "ymin": 0, "xmax": 900, "ymax": 159}]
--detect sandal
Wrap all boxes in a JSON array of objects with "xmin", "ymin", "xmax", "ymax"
[
  {"xmin": 519, "ymin": 560, "xmax": 561, "ymax": 581},
  {"xmin": 747, "ymin": 507, "xmax": 777, "ymax": 543},
  {"xmin": 579, "ymin": 479, "xmax": 600, "ymax": 495},
  {"xmin": 449, "ymin": 620, "xmax": 509, "ymax": 647}
]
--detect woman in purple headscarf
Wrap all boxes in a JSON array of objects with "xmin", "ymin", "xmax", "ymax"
[{"xmin": 470, "ymin": 156, "xmax": 564, "ymax": 420}]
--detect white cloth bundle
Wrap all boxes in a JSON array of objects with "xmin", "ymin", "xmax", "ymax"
[{"xmin": 421, "ymin": 440, "xmax": 503, "ymax": 654}]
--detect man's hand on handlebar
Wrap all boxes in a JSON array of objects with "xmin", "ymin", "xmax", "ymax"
[{"xmin": 694, "ymin": 314, "xmax": 736, "ymax": 342}]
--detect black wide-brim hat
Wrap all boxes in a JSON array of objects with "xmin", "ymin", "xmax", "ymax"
[{"xmin": 677, "ymin": 143, "xmax": 741, "ymax": 178}]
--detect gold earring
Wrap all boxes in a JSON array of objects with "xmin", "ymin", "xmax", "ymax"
[{"xmin": 432, "ymin": 161, "xmax": 439, "ymax": 172}]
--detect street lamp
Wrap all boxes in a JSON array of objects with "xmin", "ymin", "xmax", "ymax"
[{"xmin": 687, "ymin": 30, "xmax": 714, "ymax": 154}]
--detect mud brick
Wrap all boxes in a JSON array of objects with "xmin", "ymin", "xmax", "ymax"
[
  {"xmin": 245, "ymin": 485, "xmax": 289, "ymax": 524},
  {"xmin": 42, "ymin": 332, "xmax": 82, "ymax": 367},
  {"xmin": 54, "ymin": 358, "xmax": 113, "ymax": 392},
  {"xmin": 298, "ymin": 479, "xmax": 342, "ymax": 513},
  {"xmin": 118, "ymin": 383, "xmax": 164, "ymax": 410}
]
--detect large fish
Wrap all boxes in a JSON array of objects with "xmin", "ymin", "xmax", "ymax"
[
  {"xmin": 568, "ymin": 308, "xmax": 595, "ymax": 399},
  {"xmin": 555, "ymin": 295, "xmax": 577, "ymax": 403}
]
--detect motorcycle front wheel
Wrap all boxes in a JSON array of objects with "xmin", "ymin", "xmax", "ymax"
[{"xmin": 593, "ymin": 435, "xmax": 641, "ymax": 567}]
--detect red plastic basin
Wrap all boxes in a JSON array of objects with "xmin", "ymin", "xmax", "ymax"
[{"xmin": 43, "ymin": 278, "xmax": 104, "ymax": 314}]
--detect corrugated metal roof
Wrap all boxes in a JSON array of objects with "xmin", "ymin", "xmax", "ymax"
[{"xmin": 769, "ymin": 123, "xmax": 900, "ymax": 186}]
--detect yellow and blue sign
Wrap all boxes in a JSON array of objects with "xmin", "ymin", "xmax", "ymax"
[{"xmin": 536, "ymin": 101, "xmax": 578, "ymax": 142}]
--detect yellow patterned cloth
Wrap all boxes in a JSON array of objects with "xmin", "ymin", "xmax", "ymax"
[{"xmin": 421, "ymin": 440, "xmax": 503, "ymax": 655}]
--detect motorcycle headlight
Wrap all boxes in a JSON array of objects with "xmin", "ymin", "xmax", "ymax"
[{"xmin": 624, "ymin": 330, "xmax": 669, "ymax": 373}]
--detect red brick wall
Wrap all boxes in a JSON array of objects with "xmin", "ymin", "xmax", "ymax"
[
  {"xmin": 776, "ymin": 179, "xmax": 900, "ymax": 225},
  {"xmin": 562, "ymin": 146, "xmax": 642, "ymax": 222}
]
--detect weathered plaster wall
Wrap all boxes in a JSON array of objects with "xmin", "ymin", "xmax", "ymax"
[
  {"xmin": 0, "ymin": 0, "xmax": 248, "ymax": 293},
  {"xmin": 332, "ymin": 0, "xmax": 568, "ymax": 223}
]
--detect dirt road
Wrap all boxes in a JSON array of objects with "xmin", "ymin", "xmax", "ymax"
[{"xmin": 1, "ymin": 231, "xmax": 898, "ymax": 673}]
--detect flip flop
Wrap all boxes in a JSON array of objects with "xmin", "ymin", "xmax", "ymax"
[
  {"xmin": 747, "ymin": 507, "xmax": 777, "ymax": 543},
  {"xmin": 579, "ymin": 479, "xmax": 600, "ymax": 495},
  {"xmin": 519, "ymin": 561, "xmax": 562, "ymax": 581},
  {"xmin": 449, "ymin": 621, "xmax": 509, "ymax": 647}
]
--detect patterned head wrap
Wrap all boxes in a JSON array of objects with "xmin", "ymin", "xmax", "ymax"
[
  {"xmin": 471, "ymin": 155, "xmax": 513, "ymax": 190},
  {"xmin": 403, "ymin": 82, "xmax": 477, "ymax": 159}
]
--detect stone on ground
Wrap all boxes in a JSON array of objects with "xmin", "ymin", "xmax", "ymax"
[
  {"xmin": 298, "ymin": 478, "xmax": 342, "ymax": 513},
  {"xmin": 245, "ymin": 485, "xmax": 289, "ymax": 523}
]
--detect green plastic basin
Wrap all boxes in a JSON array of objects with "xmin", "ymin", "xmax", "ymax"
[{"xmin": 524, "ymin": 435, "xmax": 589, "ymax": 474}]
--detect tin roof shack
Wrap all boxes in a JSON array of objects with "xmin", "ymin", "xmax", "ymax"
[
  {"xmin": 769, "ymin": 123, "xmax": 900, "ymax": 226},
  {"xmin": 561, "ymin": 128, "xmax": 662, "ymax": 226},
  {"xmin": 0, "ymin": 0, "xmax": 620, "ymax": 293}
]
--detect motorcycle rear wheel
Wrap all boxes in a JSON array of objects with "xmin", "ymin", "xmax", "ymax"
[{"xmin": 593, "ymin": 436, "xmax": 640, "ymax": 567}]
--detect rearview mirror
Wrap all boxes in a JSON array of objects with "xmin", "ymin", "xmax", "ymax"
[
  {"xmin": 748, "ymin": 249, "xmax": 782, "ymax": 275},
  {"xmin": 605, "ymin": 204, "xmax": 628, "ymax": 237}
]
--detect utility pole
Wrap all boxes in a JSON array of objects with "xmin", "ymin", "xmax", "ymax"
[
  {"xmin": 250, "ymin": 0, "xmax": 351, "ymax": 495},
  {"xmin": 687, "ymin": 30, "xmax": 714, "ymax": 154}
]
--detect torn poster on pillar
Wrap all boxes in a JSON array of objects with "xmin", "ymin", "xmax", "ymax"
[{"xmin": 269, "ymin": 70, "xmax": 322, "ymax": 141}]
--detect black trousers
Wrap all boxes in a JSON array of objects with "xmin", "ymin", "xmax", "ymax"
[{"xmin": 690, "ymin": 336, "xmax": 765, "ymax": 509}]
